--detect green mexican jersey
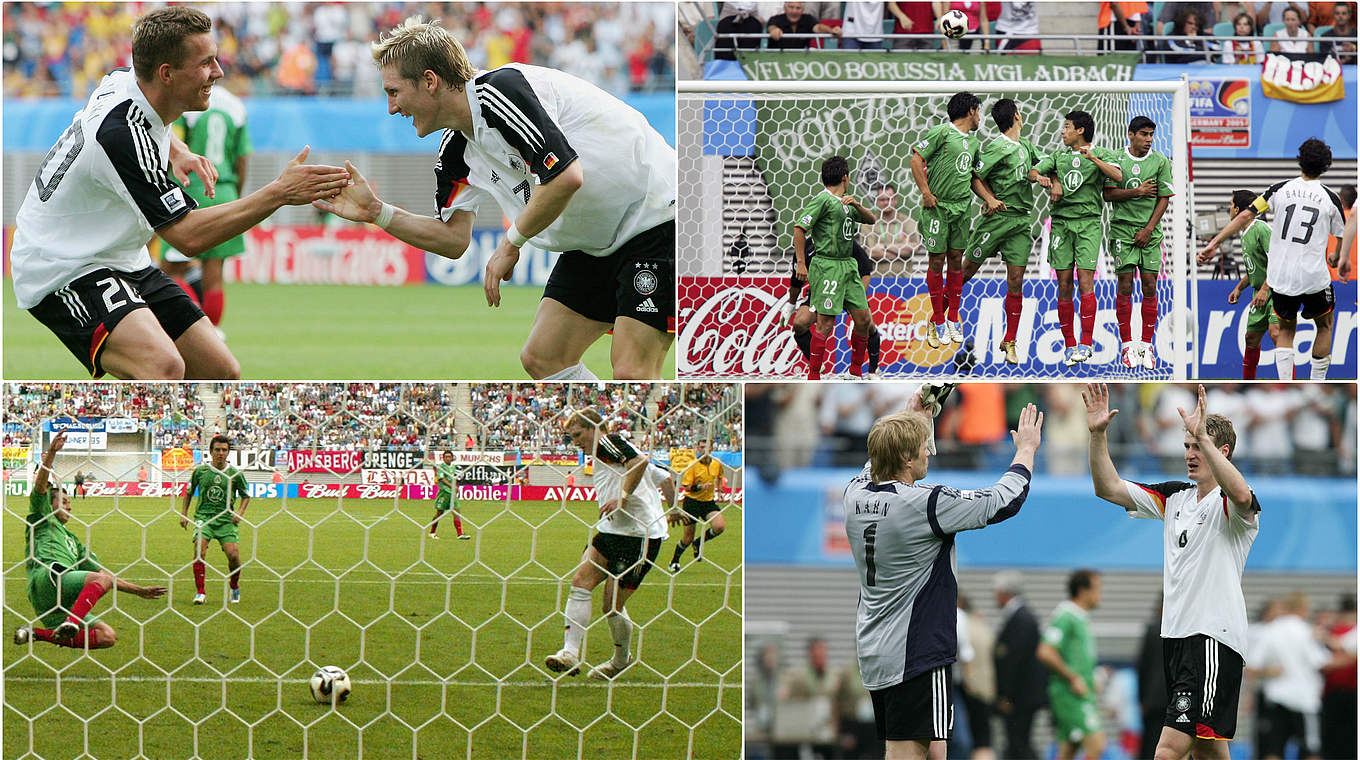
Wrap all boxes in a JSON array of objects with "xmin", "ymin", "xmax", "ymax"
[
  {"xmin": 973, "ymin": 135, "xmax": 1041, "ymax": 216},
  {"xmin": 173, "ymin": 88, "xmax": 252, "ymax": 192},
  {"xmin": 915, "ymin": 123, "xmax": 982, "ymax": 206},
  {"xmin": 795, "ymin": 190, "xmax": 857, "ymax": 260},
  {"xmin": 1241, "ymin": 218, "xmax": 1272, "ymax": 290},
  {"xmin": 25, "ymin": 491, "xmax": 97, "ymax": 573},
  {"xmin": 1043, "ymin": 600, "xmax": 1097, "ymax": 696},
  {"xmin": 1105, "ymin": 149, "xmax": 1175, "ymax": 239},
  {"xmin": 1034, "ymin": 145, "xmax": 1122, "ymax": 221},
  {"xmin": 188, "ymin": 464, "xmax": 249, "ymax": 522},
  {"xmin": 435, "ymin": 463, "xmax": 459, "ymax": 495}
]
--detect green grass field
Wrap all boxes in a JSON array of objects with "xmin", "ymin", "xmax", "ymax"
[
  {"xmin": 2, "ymin": 283, "xmax": 676, "ymax": 380},
  {"xmin": 3, "ymin": 496, "xmax": 740, "ymax": 760}
]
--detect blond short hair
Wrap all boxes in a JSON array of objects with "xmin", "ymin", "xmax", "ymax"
[
  {"xmin": 131, "ymin": 6, "xmax": 212, "ymax": 81},
  {"xmin": 867, "ymin": 411, "xmax": 932, "ymax": 482},
  {"xmin": 371, "ymin": 16, "xmax": 476, "ymax": 89},
  {"xmin": 1205, "ymin": 413, "xmax": 1236, "ymax": 458}
]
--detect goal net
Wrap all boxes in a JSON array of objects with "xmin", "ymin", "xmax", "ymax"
[
  {"xmin": 3, "ymin": 382, "xmax": 742, "ymax": 759},
  {"xmin": 678, "ymin": 80, "xmax": 1190, "ymax": 379}
]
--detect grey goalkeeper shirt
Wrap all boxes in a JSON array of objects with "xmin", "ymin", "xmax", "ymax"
[{"xmin": 844, "ymin": 463, "xmax": 1033, "ymax": 690}]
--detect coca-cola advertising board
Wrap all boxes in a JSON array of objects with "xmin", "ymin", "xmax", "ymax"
[
  {"xmin": 285, "ymin": 450, "xmax": 364, "ymax": 473},
  {"xmin": 678, "ymin": 277, "xmax": 804, "ymax": 377}
]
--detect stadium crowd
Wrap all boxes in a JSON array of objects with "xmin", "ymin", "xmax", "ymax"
[
  {"xmin": 3, "ymin": 383, "xmax": 202, "ymax": 448},
  {"xmin": 747, "ymin": 382, "xmax": 1357, "ymax": 480},
  {"xmin": 697, "ymin": 1, "xmax": 1355, "ymax": 62},
  {"xmin": 218, "ymin": 383, "xmax": 452, "ymax": 451},
  {"xmin": 3, "ymin": 1, "xmax": 675, "ymax": 99}
]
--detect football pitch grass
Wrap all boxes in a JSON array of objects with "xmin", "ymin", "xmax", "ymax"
[
  {"xmin": 3, "ymin": 496, "xmax": 741, "ymax": 760},
  {"xmin": 2, "ymin": 283, "xmax": 677, "ymax": 380}
]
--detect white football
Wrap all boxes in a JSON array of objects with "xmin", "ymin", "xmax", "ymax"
[
  {"xmin": 309, "ymin": 665, "xmax": 352, "ymax": 705},
  {"xmin": 939, "ymin": 9, "xmax": 969, "ymax": 39}
]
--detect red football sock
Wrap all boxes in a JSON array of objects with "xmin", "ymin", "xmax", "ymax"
[
  {"xmin": 926, "ymin": 270, "xmax": 946, "ymax": 325},
  {"xmin": 34, "ymin": 627, "xmax": 93, "ymax": 648},
  {"xmin": 1080, "ymin": 293, "xmax": 1097, "ymax": 346},
  {"xmin": 193, "ymin": 560, "xmax": 206, "ymax": 595},
  {"xmin": 171, "ymin": 277, "xmax": 201, "ymax": 307},
  {"xmin": 430, "ymin": 512, "xmax": 439, "ymax": 535},
  {"xmin": 1141, "ymin": 295, "xmax": 1158, "ymax": 345},
  {"xmin": 1243, "ymin": 346, "xmax": 1261, "ymax": 380},
  {"xmin": 1116, "ymin": 295, "xmax": 1133, "ymax": 343},
  {"xmin": 850, "ymin": 332, "xmax": 868, "ymax": 377},
  {"xmin": 1057, "ymin": 298, "xmax": 1076, "ymax": 347},
  {"xmin": 65, "ymin": 578, "xmax": 108, "ymax": 625},
  {"xmin": 1004, "ymin": 293, "xmax": 1023, "ymax": 342},
  {"xmin": 453, "ymin": 515, "xmax": 464, "ymax": 535},
  {"xmin": 229, "ymin": 569, "xmax": 240, "ymax": 590},
  {"xmin": 946, "ymin": 269, "xmax": 964, "ymax": 321},
  {"xmin": 808, "ymin": 327, "xmax": 828, "ymax": 380},
  {"xmin": 202, "ymin": 289, "xmax": 225, "ymax": 326}
]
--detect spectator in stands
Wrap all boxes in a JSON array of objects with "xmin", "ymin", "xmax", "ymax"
[
  {"xmin": 1099, "ymin": 1, "xmax": 1149, "ymax": 51},
  {"xmin": 1255, "ymin": 2, "xmax": 1311, "ymax": 29},
  {"xmin": 863, "ymin": 184, "xmax": 916, "ymax": 266},
  {"xmin": 1307, "ymin": 0, "xmax": 1337, "ymax": 29},
  {"xmin": 747, "ymin": 643, "xmax": 781, "ymax": 746},
  {"xmin": 715, "ymin": 2, "xmax": 764, "ymax": 60},
  {"xmin": 1158, "ymin": 1, "xmax": 1221, "ymax": 28},
  {"xmin": 1248, "ymin": 591, "xmax": 1332, "ymax": 760},
  {"xmin": 1163, "ymin": 8, "xmax": 1214, "ymax": 61},
  {"xmin": 839, "ymin": 0, "xmax": 888, "ymax": 49},
  {"xmin": 1271, "ymin": 5, "xmax": 1314, "ymax": 52},
  {"xmin": 993, "ymin": 1, "xmax": 1042, "ymax": 53},
  {"xmin": 1321, "ymin": 593, "xmax": 1358, "ymax": 760},
  {"xmin": 993, "ymin": 570, "xmax": 1046, "ymax": 760},
  {"xmin": 887, "ymin": 0, "xmax": 937, "ymax": 49},
  {"xmin": 945, "ymin": 1, "xmax": 993, "ymax": 50},
  {"xmin": 766, "ymin": 2, "xmax": 841, "ymax": 49},
  {"xmin": 1321, "ymin": 2, "xmax": 1357, "ymax": 62},
  {"xmin": 1223, "ymin": 11, "xmax": 1268, "ymax": 62}
]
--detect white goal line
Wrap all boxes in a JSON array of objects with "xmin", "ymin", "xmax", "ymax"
[{"xmin": 4, "ymin": 674, "xmax": 728, "ymax": 690}]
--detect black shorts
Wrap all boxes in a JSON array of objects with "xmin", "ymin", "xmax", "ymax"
[
  {"xmin": 1272, "ymin": 284, "xmax": 1335, "ymax": 322},
  {"xmin": 681, "ymin": 496, "xmax": 721, "ymax": 522},
  {"xmin": 589, "ymin": 532, "xmax": 663, "ymax": 590},
  {"xmin": 796, "ymin": 242, "xmax": 874, "ymax": 308},
  {"xmin": 1163, "ymin": 634, "xmax": 1244, "ymax": 740},
  {"xmin": 1257, "ymin": 700, "xmax": 1321, "ymax": 758},
  {"xmin": 870, "ymin": 665, "xmax": 953, "ymax": 742},
  {"xmin": 543, "ymin": 220, "xmax": 674, "ymax": 333},
  {"xmin": 28, "ymin": 266, "xmax": 204, "ymax": 378}
]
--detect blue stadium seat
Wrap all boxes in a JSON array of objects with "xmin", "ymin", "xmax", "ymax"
[
  {"xmin": 1261, "ymin": 22, "xmax": 1285, "ymax": 39},
  {"xmin": 1212, "ymin": 21, "xmax": 1234, "ymax": 38}
]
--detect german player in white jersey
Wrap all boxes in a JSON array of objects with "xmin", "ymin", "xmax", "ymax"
[
  {"xmin": 9, "ymin": 7, "xmax": 349, "ymax": 380},
  {"xmin": 550, "ymin": 409, "xmax": 678, "ymax": 681},
  {"xmin": 1199, "ymin": 138, "xmax": 1348, "ymax": 380},
  {"xmin": 844, "ymin": 388, "xmax": 1043, "ymax": 760},
  {"xmin": 314, "ymin": 17, "xmax": 676, "ymax": 380},
  {"xmin": 1084, "ymin": 383, "xmax": 1259, "ymax": 760}
]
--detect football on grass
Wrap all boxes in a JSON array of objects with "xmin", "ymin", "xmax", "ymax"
[
  {"xmin": 309, "ymin": 665, "xmax": 352, "ymax": 705},
  {"xmin": 939, "ymin": 9, "xmax": 968, "ymax": 38}
]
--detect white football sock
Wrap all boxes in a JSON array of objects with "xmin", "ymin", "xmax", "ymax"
[
  {"xmin": 1275, "ymin": 351, "xmax": 1294, "ymax": 382},
  {"xmin": 1311, "ymin": 355, "xmax": 1331, "ymax": 380},
  {"xmin": 606, "ymin": 609, "xmax": 633, "ymax": 666},
  {"xmin": 543, "ymin": 362, "xmax": 599, "ymax": 382},
  {"xmin": 563, "ymin": 586, "xmax": 592, "ymax": 655}
]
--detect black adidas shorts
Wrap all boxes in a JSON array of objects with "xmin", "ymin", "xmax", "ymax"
[
  {"xmin": 870, "ymin": 665, "xmax": 953, "ymax": 742},
  {"xmin": 1272, "ymin": 284, "xmax": 1334, "ymax": 322},
  {"xmin": 1163, "ymin": 634, "xmax": 1244, "ymax": 741},
  {"xmin": 543, "ymin": 220, "xmax": 674, "ymax": 333},
  {"xmin": 590, "ymin": 532, "xmax": 663, "ymax": 590},
  {"xmin": 796, "ymin": 241, "xmax": 874, "ymax": 308},
  {"xmin": 680, "ymin": 496, "xmax": 721, "ymax": 522},
  {"xmin": 28, "ymin": 266, "xmax": 205, "ymax": 378}
]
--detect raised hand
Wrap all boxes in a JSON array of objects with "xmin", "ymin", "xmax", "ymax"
[
  {"xmin": 1010, "ymin": 402, "xmax": 1043, "ymax": 451},
  {"xmin": 1082, "ymin": 383, "xmax": 1119, "ymax": 432},
  {"xmin": 272, "ymin": 146, "xmax": 351, "ymax": 205},
  {"xmin": 1177, "ymin": 384, "xmax": 1208, "ymax": 439},
  {"xmin": 312, "ymin": 161, "xmax": 380, "ymax": 222},
  {"xmin": 49, "ymin": 430, "xmax": 67, "ymax": 453}
]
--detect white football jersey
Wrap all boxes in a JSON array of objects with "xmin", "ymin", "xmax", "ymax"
[
  {"xmin": 1252, "ymin": 177, "xmax": 1347, "ymax": 296},
  {"xmin": 590, "ymin": 433, "xmax": 667, "ymax": 538},
  {"xmin": 11, "ymin": 69, "xmax": 196, "ymax": 308},
  {"xmin": 434, "ymin": 63, "xmax": 675, "ymax": 257},
  {"xmin": 1124, "ymin": 479, "xmax": 1260, "ymax": 658}
]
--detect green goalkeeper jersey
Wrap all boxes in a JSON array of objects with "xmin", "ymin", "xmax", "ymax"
[
  {"xmin": 173, "ymin": 87, "xmax": 252, "ymax": 192},
  {"xmin": 1043, "ymin": 600, "xmax": 1097, "ymax": 698},
  {"xmin": 188, "ymin": 464, "xmax": 249, "ymax": 523},
  {"xmin": 973, "ymin": 135, "xmax": 1041, "ymax": 216},
  {"xmin": 794, "ymin": 190, "xmax": 857, "ymax": 260},
  {"xmin": 436, "ymin": 463, "xmax": 459, "ymax": 495},
  {"xmin": 1241, "ymin": 218, "xmax": 1272, "ymax": 290},
  {"xmin": 1105, "ymin": 148, "xmax": 1175, "ymax": 240},
  {"xmin": 25, "ymin": 491, "xmax": 98, "ymax": 573},
  {"xmin": 1034, "ymin": 145, "xmax": 1122, "ymax": 221},
  {"xmin": 915, "ymin": 123, "xmax": 982, "ymax": 208}
]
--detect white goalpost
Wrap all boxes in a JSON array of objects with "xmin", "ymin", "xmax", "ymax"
[{"xmin": 678, "ymin": 78, "xmax": 1192, "ymax": 380}]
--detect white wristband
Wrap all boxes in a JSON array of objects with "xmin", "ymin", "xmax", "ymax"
[
  {"xmin": 375, "ymin": 202, "xmax": 395, "ymax": 229},
  {"xmin": 506, "ymin": 223, "xmax": 530, "ymax": 248}
]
